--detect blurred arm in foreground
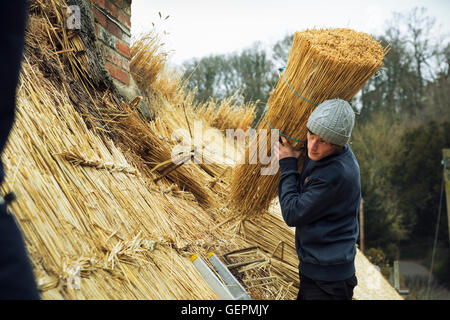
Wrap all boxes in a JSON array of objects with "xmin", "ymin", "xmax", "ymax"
[{"xmin": 0, "ymin": 0, "xmax": 40, "ymax": 300}]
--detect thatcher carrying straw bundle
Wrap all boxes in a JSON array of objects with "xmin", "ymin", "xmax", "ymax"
[{"xmin": 229, "ymin": 28, "xmax": 388, "ymax": 217}]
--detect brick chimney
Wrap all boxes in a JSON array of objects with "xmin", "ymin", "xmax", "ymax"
[
  {"xmin": 92, "ymin": 0, "xmax": 131, "ymax": 87},
  {"xmin": 66, "ymin": 0, "xmax": 148, "ymax": 115}
]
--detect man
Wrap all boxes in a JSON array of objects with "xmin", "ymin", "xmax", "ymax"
[
  {"xmin": 0, "ymin": 0, "xmax": 40, "ymax": 299},
  {"xmin": 274, "ymin": 98, "xmax": 361, "ymax": 300}
]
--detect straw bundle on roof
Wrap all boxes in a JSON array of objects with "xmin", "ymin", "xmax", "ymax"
[
  {"xmin": 127, "ymin": 32, "xmax": 242, "ymax": 202},
  {"xmin": 97, "ymin": 98, "xmax": 219, "ymax": 208},
  {"xmin": 229, "ymin": 28, "xmax": 389, "ymax": 216},
  {"xmin": 194, "ymin": 96, "xmax": 257, "ymax": 132},
  {"xmin": 130, "ymin": 31, "xmax": 184, "ymax": 115}
]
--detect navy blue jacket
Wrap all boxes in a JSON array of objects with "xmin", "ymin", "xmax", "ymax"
[
  {"xmin": 278, "ymin": 144, "xmax": 361, "ymax": 281},
  {"xmin": 0, "ymin": 0, "xmax": 40, "ymax": 299}
]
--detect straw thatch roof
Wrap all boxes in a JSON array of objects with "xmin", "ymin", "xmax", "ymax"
[{"xmin": 0, "ymin": 0, "xmax": 401, "ymax": 300}]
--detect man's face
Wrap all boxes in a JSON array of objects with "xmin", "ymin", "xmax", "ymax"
[{"xmin": 307, "ymin": 130, "xmax": 340, "ymax": 161}]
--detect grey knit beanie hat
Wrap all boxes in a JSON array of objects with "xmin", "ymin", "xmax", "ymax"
[{"xmin": 306, "ymin": 99, "xmax": 355, "ymax": 146}]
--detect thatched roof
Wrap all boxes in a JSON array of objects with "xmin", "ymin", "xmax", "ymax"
[{"xmin": 0, "ymin": 0, "xmax": 401, "ymax": 300}]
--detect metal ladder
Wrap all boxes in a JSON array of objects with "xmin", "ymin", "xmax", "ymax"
[{"xmin": 191, "ymin": 252, "xmax": 252, "ymax": 300}]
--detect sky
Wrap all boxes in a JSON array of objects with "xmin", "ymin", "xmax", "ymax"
[{"xmin": 130, "ymin": 0, "xmax": 450, "ymax": 66}]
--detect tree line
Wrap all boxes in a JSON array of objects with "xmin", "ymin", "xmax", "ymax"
[{"xmin": 181, "ymin": 7, "xmax": 450, "ymax": 287}]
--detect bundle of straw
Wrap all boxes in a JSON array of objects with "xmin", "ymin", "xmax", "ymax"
[
  {"xmin": 230, "ymin": 28, "xmax": 389, "ymax": 217},
  {"xmin": 194, "ymin": 96, "xmax": 257, "ymax": 132},
  {"xmin": 98, "ymin": 97, "xmax": 235, "ymax": 208},
  {"xmin": 130, "ymin": 31, "xmax": 183, "ymax": 112}
]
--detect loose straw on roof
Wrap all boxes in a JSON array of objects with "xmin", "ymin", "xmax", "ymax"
[
  {"xmin": 4, "ymin": 0, "xmax": 283, "ymax": 298},
  {"xmin": 4, "ymin": 60, "xmax": 235, "ymax": 299},
  {"xmin": 7, "ymin": 1, "xmax": 401, "ymax": 299}
]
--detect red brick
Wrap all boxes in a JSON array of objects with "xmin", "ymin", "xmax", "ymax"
[
  {"xmin": 105, "ymin": 61, "xmax": 117, "ymax": 77},
  {"xmin": 93, "ymin": 0, "xmax": 106, "ymax": 9},
  {"xmin": 115, "ymin": 68, "xmax": 130, "ymax": 85},
  {"xmin": 105, "ymin": 1, "xmax": 117, "ymax": 17},
  {"xmin": 105, "ymin": 61, "xmax": 130, "ymax": 85},
  {"xmin": 116, "ymin": 39, "xmax": 130, "ymax": 58},
  {"xmin": 104, "ymin": 47, "xmax": 123, "ymax": 67},
  {"xmin": 107, "ymin": 19, "xmax": 122, "ymax": 38},
  {"xmin": 93, "ymin": 7, "xmax": 107, "ymax": 28},
  {"xmin": 117, "ymin": 9, "xmax": 131, "ymax": 29},
  {"xmin": 122, "ymin": 58, "xmax": 130, "ymax": 72}
]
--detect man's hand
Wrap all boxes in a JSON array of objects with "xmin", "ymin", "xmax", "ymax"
[{"xmin": 274, "ymin": 136, "xmax": 302, "ymax": 160}]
